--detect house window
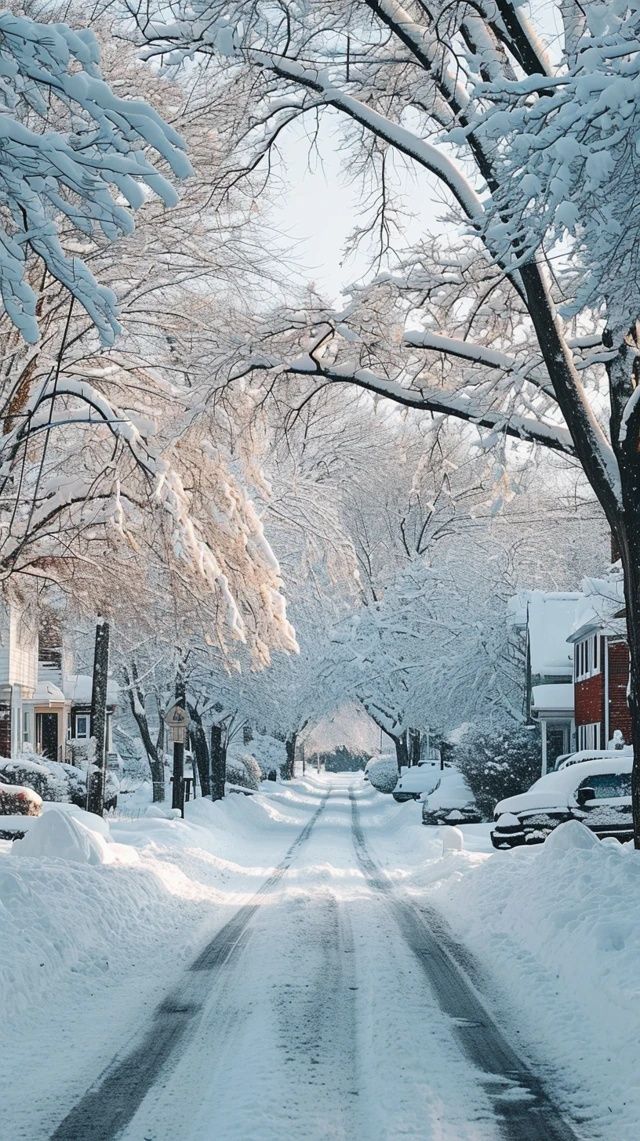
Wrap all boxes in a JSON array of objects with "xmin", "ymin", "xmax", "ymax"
[
  {"xmin": 22, "ymin": 710, "xmax": 31, "ymax": 746},
  {"xmin": 577, "ymin": 722, "xmax": 601, "ymax": 750},
  {"xmin": 575, "ymin": 635, "xmax": 601, "ymax": 682},
  {"xmin": 75, "ymin": 714, "xmax": 89, "ymax": 740}
]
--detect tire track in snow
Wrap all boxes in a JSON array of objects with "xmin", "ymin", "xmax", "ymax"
[
  {"xmin": 267, "ymin": 887, "xmax": 358, "ymax": 1139},
  {"xmin": 349, "ymin": 789, "xmax": 580, "ymax": 1141},
  {"xmin": 49, "ymin": 791, "xmax": 331, "ymax": 1141}
]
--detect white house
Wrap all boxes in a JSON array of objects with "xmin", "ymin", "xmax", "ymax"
[
  {"xmin": 511, "ymin": 591, "xmax": 581, "ymax": 772},
  {"xmin": 0, "ymin": 602, "xmax": 117, "ymax": 761}
]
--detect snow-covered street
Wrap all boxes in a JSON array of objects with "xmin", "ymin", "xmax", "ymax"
[
  {"xmin": 5, "ymin": 777, "xmax": 576, "ymax": 1141},
  {"xmin": 5, "ymin": 4, "xmax": 640, "ymax": 1139}
]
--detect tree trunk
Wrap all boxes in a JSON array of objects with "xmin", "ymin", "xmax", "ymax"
[
  {"xmin": 284, "ymin": 734, "xmax": 296, "ymax": 780},
  {"xmin": 612, "ymin": 510, "xmax": 640, "ymax": 848},
  {"xmin": 87, "ymin": 621, "xmax": 110, "ymax": 816},
  {"xmin": 124, "ymin": 662, "xmax": 165, "ymax": 802},
  {"xmin": 408, "ymin": 728, "xmax": 421, "ymax": 766},
  {"xmin": 210, "ymin": 722, "xmax": 226, "ymax": 801},
  {"xmin": 608, "ymin": 337, "xmax": 640, "ymax": 847},
  {"xmin": 394, "ymin": 731, "xmax": 409, "ymax": 773},
  {"xmin": 171, "ymin": 665, "xmax": 186, "ymax": 813},
  {"xmin": 188, "ymin": 704, "xmax": 211, "ymax": 797}
]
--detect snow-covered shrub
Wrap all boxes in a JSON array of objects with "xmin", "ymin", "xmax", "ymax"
[
  {"xmin": 366, "ymin": 754, "xmax": 399, "ymax": 794},
  {"xmin": 0, "ymin": 753, "xmax": 68, "ymax": 802},
  {"xmin": 225, "ymin": 756, "xmax": 260, "ymax": 791},
  {"xmin": 454, "ymin": 724, "xmax": 542, "ymax": 819},
  {"xmin": 230, "ymin": 734, "xmax": 286, "ymax": 781},
  {"xmin": 233, "ymin": 752, "xmax": 262, "ymax": 788},
  {"xmin": 0, "ymin": 751, "xmax": 119, "ymax": 809}
]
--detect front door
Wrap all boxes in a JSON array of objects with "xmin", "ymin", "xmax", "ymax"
[{"xmin": 37, "ymin": 713, "xmax": 58, "ymax": 761}]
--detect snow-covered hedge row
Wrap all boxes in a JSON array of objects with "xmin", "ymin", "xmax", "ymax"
[
  {"xmin": 367, "ymin": 754, "xmax": 399, "ymax": 794},
  {"xmin": 453, "ymin": 723, "xmax": 542, "ymax": 818},
  {"xmin": 227, "ymin": 734, "xmax": 287, "ymax": 783},
  {"xmin": 225, "ymin": 755, "xmax": 260, "ymax": 791}
]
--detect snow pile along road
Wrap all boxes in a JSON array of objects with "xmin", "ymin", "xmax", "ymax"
[
  {"xmin": 368, "ymin": 795, "xmax": 640, "ymax": 1140},
  {"xmin": 0, "ymin": 782, "xmax": 320, "ymax": 1139},
  {"xmin": 436, "ymin": 822, "xmax": 640, "ymax": 1139}
]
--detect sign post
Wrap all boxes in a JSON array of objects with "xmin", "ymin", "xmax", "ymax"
[{"xmin": 165, "ymin": 703, "xmax": 189, "ymax": 818}]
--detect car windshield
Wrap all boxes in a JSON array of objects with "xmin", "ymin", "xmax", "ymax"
[{"xmin": 579, "ymin": 773, "xmax": 632, "ymax": 799}]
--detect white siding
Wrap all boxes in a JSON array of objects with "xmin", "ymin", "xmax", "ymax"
[
  {"xmin": 0, "ymin": 605, "xmax": 11, "ymax": 686},
  {"xmin": 0, "ymin": 603, "xmax": 39, "ymax": 690}
]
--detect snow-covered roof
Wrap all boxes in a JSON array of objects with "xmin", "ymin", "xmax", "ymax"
[
  {"xmin": 531, "ymin": 683, "xmax": 574, "ymax": 715},
  {"xmin": 527, "ymin": 592, "xmax": 582, "ymax": 677},
  {"xmin": 31, "ymin": 681, "xmax": 66, "ymax": 705},
  {"xmin": 568, "ymin": 570, "xmax": 626, "ymax": 641},
  {"xmin": 66, "ymin": 673, "xmax": 119, "ymax": 707}
]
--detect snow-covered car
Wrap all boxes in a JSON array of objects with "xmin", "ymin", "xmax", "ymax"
[
  {"xmin": 392, "ymin": 761, "xmax": 442, "ymax": 802},
  {"xmin": 554, "ymin": 747, "xmax": 632, "ymax": 771},
  {"xmin": 491, "ymin": 757, "xmax": 633, "ymax": 849},
  {"xmin": 0, "ymin": 781, "xmax": 42, "ymax": 840},
  {"xmin": 421, "ymin": 770, "xmax": 481, "ymax": 826}
]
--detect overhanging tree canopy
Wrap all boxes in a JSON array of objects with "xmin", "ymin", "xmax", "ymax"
[{"xmin": 136, "ymin": 0, "xmax": 640, "ymax": 843}]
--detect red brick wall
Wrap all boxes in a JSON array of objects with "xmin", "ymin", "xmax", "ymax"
[
  {"xmin": 575, "ymin": 674, "xmax": 604, "ymax": 727},
  {"xmin": 608, "ymin": 641, "xmax": 632, "ymax": 743}
]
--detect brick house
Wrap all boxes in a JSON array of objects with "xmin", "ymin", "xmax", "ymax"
[
  {"xmin": 567, "ymin": 605, "xmax": 631, "ymax": 752},
  {"xmin": 512, "ymin": 575, "xmax": 631, "ymax": 773}
]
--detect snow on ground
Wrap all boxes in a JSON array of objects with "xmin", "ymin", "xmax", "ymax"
[
  {"xmin": 0, "ymin": 780, "xmax": 321, "ymax": 1140},
  {"xmin": 114, "ymin": 779, "xmax": 503, "ymax": 1141},
  {"xmin": 367, "ymin": 787, "xmax": 640, "ymax": 1140},
  {"xmin": 3, "ymin": 770, "xmax": 639, "ymax": 1140}
]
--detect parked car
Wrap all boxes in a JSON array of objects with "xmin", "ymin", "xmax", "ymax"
[
  {"xmin": 491, "ymin": 756, "xmax": 633, "ymax": 849},
  {"xmin": 0, "ymin": 780, "xmax": 42, "ymax": 840},
  {"xmin": 421, "ymin": 769, "xmax": 481, "ymax": 826},
  {"xmin": 393, "ymin": 760, "xmax": 443, "ymax": 802},
  {"xmin": 554, "ymin": 747, "xmax": 632, "ymax": 770}
]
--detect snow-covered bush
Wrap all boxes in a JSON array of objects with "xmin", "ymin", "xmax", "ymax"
[
  {"xmin": 225, "ymin": 756, "xmax": 260, "ymax": 791},
  {"xmin": 0, "ymin": 750, "xmax": 119, "ymax": 809},
  {"xmin": 454, "ymin": 724, "xmax": 542, "ymax": 819},
  {"xmin": 0, "ymin": 753, "xmax": 68, "ymax": 802},
  {"xmin": 230, "ymin": 734, "xmax": 286, "ymax": 781},
  {"xmin": 366, "ymin": 754, "xmax": 399, "ymax": 794},
  {"xmin": 232, "ymin": 752, "xmax": 262, "ymax": 788}
]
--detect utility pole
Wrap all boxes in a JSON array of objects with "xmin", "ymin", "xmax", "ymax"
[
  {"xmin": 87, "ymin": 620, "xmax": 110, "ymax": 816},
  {"xmin": 210, "ymin": 723, "xmax": 225, "ymax": 801},
  {"xmin": 172, "ymin": 665, "xmax": 186, "ymax": 814}
]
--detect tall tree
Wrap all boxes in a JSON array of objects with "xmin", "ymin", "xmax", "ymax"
[{"xmin": 140, "ymin": 2, "xmax": 640, "ymax": 842}]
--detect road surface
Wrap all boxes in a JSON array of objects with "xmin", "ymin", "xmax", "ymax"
[{"xmin": 51, "ymin": 783, "xmax": 580, "ymax": 1141}]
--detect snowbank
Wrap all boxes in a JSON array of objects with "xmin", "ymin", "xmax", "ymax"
[
  {"xmin": 433, "ymin": 822, "xmax": 640, "ymax": 1136},
  {"xmin": 0, "ymin": 779, "xmax": 321, "ymax": 1139},
  {"xmin": 369, "ymin": 800, "xmax": 640, "ymax": 1138}
]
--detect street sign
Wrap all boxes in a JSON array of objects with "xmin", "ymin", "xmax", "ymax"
[{"xmin": 164, "ymin": 703, "xmax": 190, "ymax": 744}]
